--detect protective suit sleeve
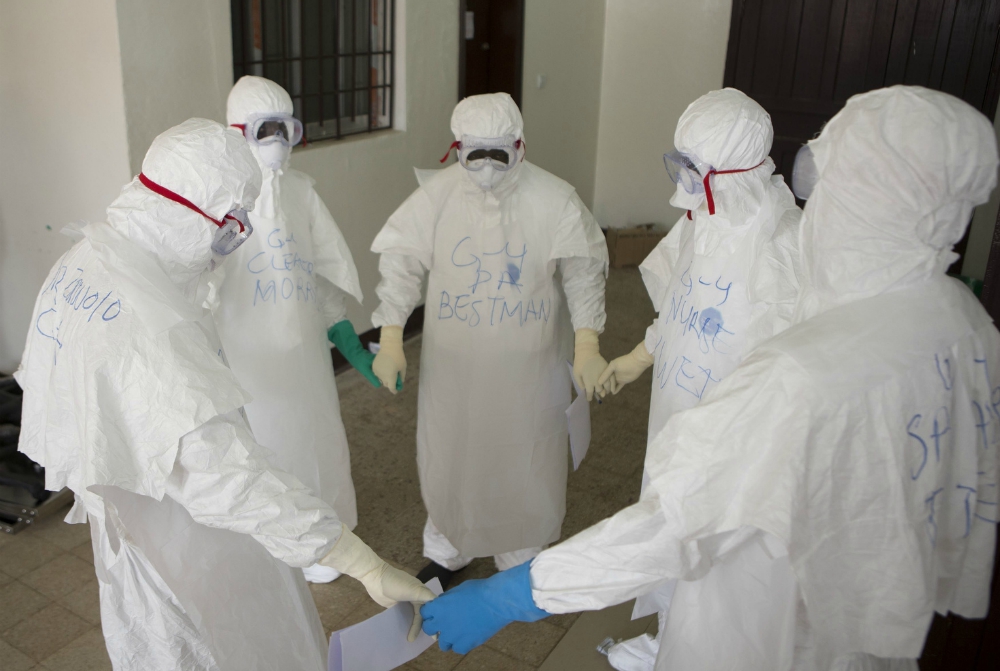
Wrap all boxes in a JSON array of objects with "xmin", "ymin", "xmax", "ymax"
[
  {"xmin": 529, "ymin": 494, "xmax": 696, "ymax": 614},
  {"xmin": 549, "ymin": 191, "xmax": 609, "ymax": 265},
  {"xmin": 164, "ymin": 410, "xmax": 343, "ymax": 568},
  {"xmin": 315, "ymin": 275, "xmax": 349, "ymax": 329},
  {"xmin": 560, "ymin": 256, "xmax": 607, "ymax": 333},
  {"xmin": 371, "ymin": 253, "xmax": 426, "ymax": 328}
]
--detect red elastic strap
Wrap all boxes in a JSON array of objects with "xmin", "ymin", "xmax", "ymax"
[
  {"xmin": 516, "ymin": 138, "xmax": 525, "ymax": 162},
  {"xmin": 230, "ymin": 124, "xmax": 246, "ymax": 132},
  {"xmin": 702, "ymin": 159, "xmax": 766, "ymax": 215},
  {"xmin": 686, "ymin": 210, "xmax": 692, "ymax": 220},
  {"xmin": 139, "ymin": 172, "xmax": 228, "ymax": 228},
  {"xmin": 440, "ymin": 141, "xmax": 461, "ymax": 163}
]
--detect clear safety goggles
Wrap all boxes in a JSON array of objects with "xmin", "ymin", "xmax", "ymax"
[
  {"xmin": 791, "ymin": 144, "xmax": 818, "ymax": 201},
  {"xmin": 234, "ymin": 113, "xmax": 304, "ymax": 147},
  {"xmin": 139, "ymin": 173, "xmax": 254, "ymax": 256},
  {"xmin": 440, "ymin": 135, "xmax": 524, "ymax": 171},
  {"xmin": 663, "ymin": 150, "xmax": 709, "ymax": 195}
]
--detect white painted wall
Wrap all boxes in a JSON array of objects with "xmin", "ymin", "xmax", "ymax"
[
  {"xmin": 962, "ymin": 108, "xmax": 1000, "ymax": 281},
  {"xmin": 592, "ymin": 0, "xmax": 732, "ymax": 229},
  {"xmin": 519, "ymin": 0, "xmax": 606, "ymax": 208},
  {"xmin": 0, "ymin": 0, "xmax": 132, "ymax": 372},
  {"xmin": 115, "ymin": 0, "xmax": 234, "ymax": 175}
]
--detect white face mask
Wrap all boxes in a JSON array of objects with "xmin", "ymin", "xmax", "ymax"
[
  {"xmin": 467, "ymin": 164, "xmax": 508, "ymax": 191},
  {"xmin": 670, "ymin": 184, "xmax": 706, "ymax": 212},
  {"xmin": 256, "ymin": 142, "xmax": 291, "ymax": 171}
]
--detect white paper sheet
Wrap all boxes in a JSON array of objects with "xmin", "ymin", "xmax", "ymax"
[
  {"xmin": 328, "ymin": 578, "xmax": 443, "ymax": 671},
  {"xmin": 566, "ymin": 361, "xmax": 592, "ymax": 471}
]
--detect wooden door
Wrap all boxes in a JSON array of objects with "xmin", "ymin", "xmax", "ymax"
[
  {"xmin": 458, "ymin": 0, "xmax": 525, "ymax": 106},
  {"xmin": 724, "ymin": 2, "xmax": 1000, "ymax": 668}
]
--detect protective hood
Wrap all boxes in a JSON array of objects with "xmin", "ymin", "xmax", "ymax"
[
  {"xmin": 227, "ymin": 75, "xmax": 295, "ymax": 173},
  {"xmin": 105, "ymin": 119, "xmax": 261, "ymax": 294},
  {"xmin": 451, "ymin": 93, "xmax": 525, "ymax": 195},
  {"xmin": 794, "ymin": 86, "xmax": 999, "ymax": 321},
  {"xmin": 671, "ymin": 88, "xmax": 774, "ymax": 222}
]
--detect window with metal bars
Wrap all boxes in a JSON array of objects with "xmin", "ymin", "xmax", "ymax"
[{"xmin": 231, "ymin": 0, "xmax": 395, "ymax": 143}]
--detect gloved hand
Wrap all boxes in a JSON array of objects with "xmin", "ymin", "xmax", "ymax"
[
  {"xmin": 421, "ymin": 561, "xmax": 550, "ymax": 654},
  {"xmin": 320, "ymin": 525, "xmax": 435, "ymax": 641},
  {"xmin": 327, "ymin": 320, "xmax": 381, "ymax": 388},
  {"xmin": 597, "ymin": 341, "xmax": 654, "ymax": 396},
  {"xmin": 572, "ymin": 328, "xmax": 609, "ymax": 401},
  {"xmin": 372, "ymin": 325, "xmax": 406, "ymax": 393}
]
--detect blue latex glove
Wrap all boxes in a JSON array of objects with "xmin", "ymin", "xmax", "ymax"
[{"xmin": 420, "ymin": 561, "xmax": 550, "ymax": 654}]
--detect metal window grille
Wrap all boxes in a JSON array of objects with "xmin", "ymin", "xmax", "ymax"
[{"xmin": 231, "ymin": 0, "xmax": 394, "ymax": 143}]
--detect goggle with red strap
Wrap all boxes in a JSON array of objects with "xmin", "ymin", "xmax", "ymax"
[
  {"xmin": 139, "ymin": 172, "xmax": 253, "ymax": 255},
  {"xmin": 663, "ymin": 150, "xmax": 765, "ymax": 219}
]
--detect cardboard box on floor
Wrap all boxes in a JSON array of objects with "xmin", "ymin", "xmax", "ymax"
[{"xmin": 606, "ymin": 224, "xmax": 667, "ymax": 268}]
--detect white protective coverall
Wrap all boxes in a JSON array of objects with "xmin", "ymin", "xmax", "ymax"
[
  {"xmin": 528, "ymin": 86, "xmax": 1000, "ymax": 670},
  {"xmin": 611, "ymin": 89, "xmax": 802, "ymax": 668},
  {"xmin": 15, "ymin": 120, "xmax": 343, "ymax": 671},
  {"xmin": 216, "ymin": 76, "xmax": 363, "ymax": 535},
  {"xmin": 371, "ymin": 93, "xmax": 608, "ymax": 569}
]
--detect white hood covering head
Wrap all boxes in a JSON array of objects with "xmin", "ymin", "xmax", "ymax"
[
  {"xmin": 227, "ymin": 75, "xmax": 296, "ymax": 172},
  {"xmin": 107, "ymin": 118, "xmax": 261, "ymax": 289},
  {"xmin": 671, "ymin": 88, "xmax": 774, "ymax": 217},
  {"xmin": 451, "ymin": 93, "xmax": 525, "ymax": 192},
  {"xmin": 795, "ymin": 85, "xmax": 998, "ymax": 320}
]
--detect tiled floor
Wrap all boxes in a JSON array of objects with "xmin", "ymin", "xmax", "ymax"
[{"xmin": 0, "ymin": 268, "xmax": 656, "ymax": 670}]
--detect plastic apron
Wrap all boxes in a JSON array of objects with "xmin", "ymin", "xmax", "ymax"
[
  {"xmin": 214, "ymin": 170, "xmax": 357, "ymax": 527},
  {"xmin": 90, "ymin": 487, "xmax": 327, "ymax": 671},
  {"xmin": 633, "ymin": 206, "xmax": 770, "ymax": 619},
  {"xmin": 418, "ymin": 185, "xmax": 573, "ymax": 558}
]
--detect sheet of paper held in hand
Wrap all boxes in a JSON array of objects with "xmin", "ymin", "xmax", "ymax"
[
  {"xmin": 328, "ymin": 578, "xmax": 443, "ymax": 671},
  {"xmin": 566, "ymin": 360, "xmax": 592, "ymax": 470}
]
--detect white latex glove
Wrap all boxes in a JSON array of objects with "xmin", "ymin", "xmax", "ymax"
[
  {"xmin": 597, "ymin": 341, "xmax": 654, "ymax": 396},
  {"xmin": 320, "ymin": 525, "xmax": 436, "ymax": 641},
  {"xmin": 372, "ymin": 325, "xmax": 406, "ymax": 394},
  {"xmin": 573, "ymin": 328, "xmax": 609, "ymax": 402}
]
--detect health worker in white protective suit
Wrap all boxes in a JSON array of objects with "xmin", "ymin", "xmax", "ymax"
[
  {"xmin": 369, "ymin": 93, "xmax": 609, "ymax": 583},
  {"xmin": 15, "ymin": 119, "xmax": 434, "ymax": 671},
  {"xmin": 421, "ymin": 86, "xmax": 1000, "ymax": 671},
  {"xmin": 216, "ymin": 75, "xmax": 373, "ymax": 584},
  {"xmin": 596, "ymin": 89, "xmax": 802, "ymax": 670}
]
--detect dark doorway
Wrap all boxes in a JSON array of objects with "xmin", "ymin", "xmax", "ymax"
[
  {"xmin": 724, "ymin": 3, "xmax": 1000, "ymax": 669},
  {"xmin": 458, "ymin": 0, "xmax": 525, "ymax": 107}
]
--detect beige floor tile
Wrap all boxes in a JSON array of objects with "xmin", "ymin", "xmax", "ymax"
[
  {"xmin": 2, "ymin": 604, "xmax": 91, "ymax": 662},
  {"xmin": 20, "ymin": 555, "xmax": 95, "ymax": 601},
  {"xmin": 409, "ymin": 642, "xmax": 463, "ymax": 671},
  {"xmin": 452, "ymin": 646, "xmax": 535, "ymax": 671},
  {"xmin": 546, "ymin": 612, "xmax": 581, "ymax": 630},
  {"xmin": 0, "ymin": 568, "xmax": 13, "ymax": 587},
  {"xmin": 23, "ymin": 516, "xmax": 89, "ymax": 552},
  {"xmin": 0, "ymin": 536, "xmax": 64, "ymax": 579},
  {"xmin": 69, "ymin": 543, "xmax": 93, "ymax": 566},
  {"xmin": 308, "ymin": 579, "xmax": 369, "ymax": 636},
  {"xmin": 331, "ymin": 598, "xmax": 384, "ymax": 631},
  {"xmin": 485, "ymin": 619, "xmax": 566, "ymax": 666},
  {"xmin": 38, "ymin": 628, "xmax": 111, "ymax": 671},
  {"xmin": 0, "ymin": 637, "xmax": 36, "ymax": 671},
  {"xmin": 57, "ymin": 580, "xmax": 101, "ymax": 626},
  {"xmin": 0, "ymin": 581, "xmax": 51, "ymax": 632}
]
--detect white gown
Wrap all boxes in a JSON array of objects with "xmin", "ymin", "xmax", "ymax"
[{"xmin": 214, "ymin": 165, "xmax": 362, "ymax": 526}]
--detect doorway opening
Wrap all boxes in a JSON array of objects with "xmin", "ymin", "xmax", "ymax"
[{"xmin": 458, "ymin": 0, "xmax": 525, "ymax": 107}]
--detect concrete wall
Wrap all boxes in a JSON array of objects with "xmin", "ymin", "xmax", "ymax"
[
  {"xmin": 0, "ymin": 0, "xmax": 133, "ymax": 372},
  {"xmin": 592, "ymin": 0, "xmax": 732, "ymax": 229},
  {"xmin": 115, "ymin": 0, "xmax": 234, "ymax": 175},
  {"xmin": 519, "ymin": 0, "xmax": 606, "ymax": 208}
]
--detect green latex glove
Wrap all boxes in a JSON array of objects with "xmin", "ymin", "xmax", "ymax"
[{"xmin": 328, "ymin": 320, "xmax": 382, "ymax": 388}]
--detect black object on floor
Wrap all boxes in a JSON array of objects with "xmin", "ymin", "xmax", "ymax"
[{"xmin": 416, "ymin": 561, "xmax": 456, "ymax": 591}]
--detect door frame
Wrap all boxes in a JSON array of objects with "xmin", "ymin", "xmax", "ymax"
[{"xmin": 457, "ymin": 0, "xmax": 526, "ymax": 105}]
